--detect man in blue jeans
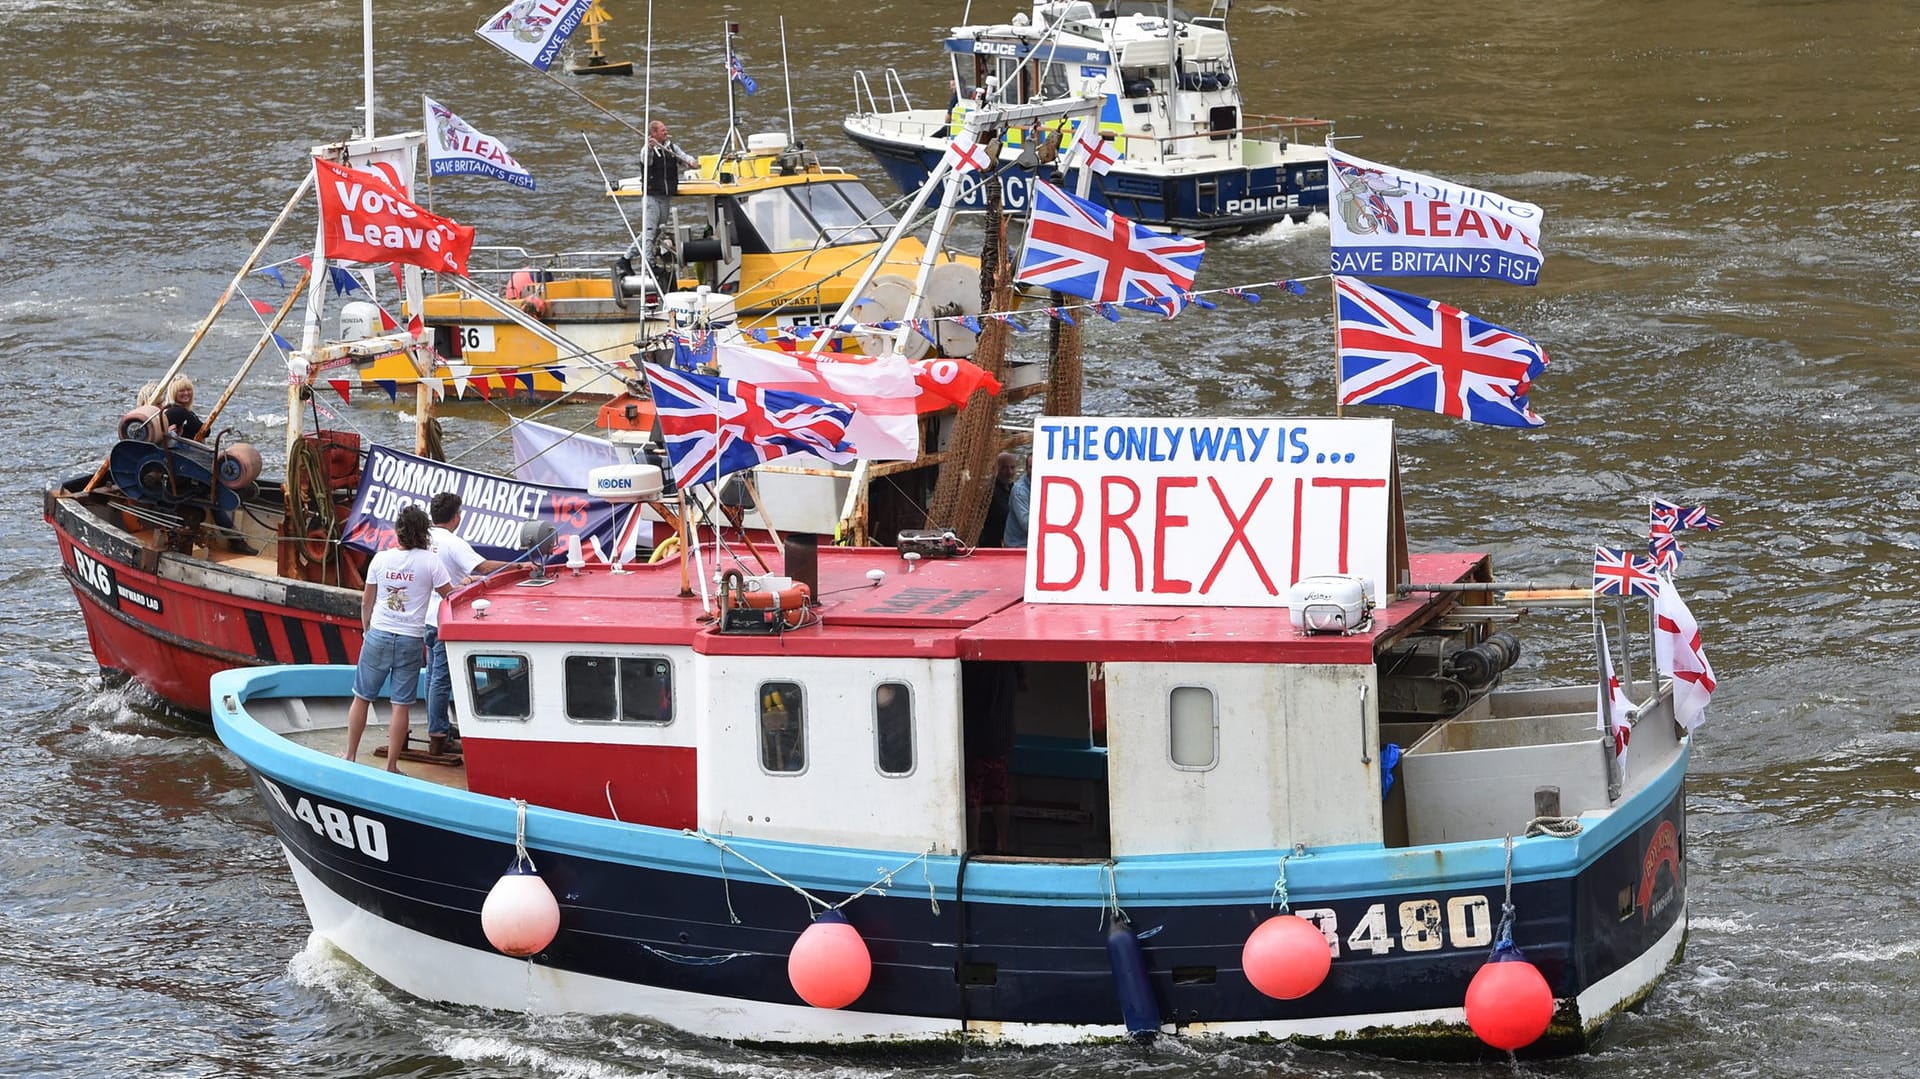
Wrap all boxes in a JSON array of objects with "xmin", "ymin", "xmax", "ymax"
[{"xmin": 425, "ymin": 492, "xmax": 509, "ymax": 756}]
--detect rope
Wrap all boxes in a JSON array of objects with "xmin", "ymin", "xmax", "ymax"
[
  {"xmin": 1525, "ymin": 816, "xmax": 1584, "ymax": 838},
  {"xmin": 641, "ymin": 944, "xmax": 754, "ymax": 966},
  {"xmin": 512, "ymin": 798, "xmax": 536, "ymax": 874},
  {"xmin": 1269, "ymin": 853, "xmax": 1291, "ymax": 911},
  {"xmin": 685, "ymin": 830, "xmax": 939, "ymax": 918},
  {"xmin": 1492, "ymin": 833, "xmax": 1516, "ymax": 954},
  {"xmin": 1101, "ymin": 861, "xmax": 1126, "ymax": 928}
]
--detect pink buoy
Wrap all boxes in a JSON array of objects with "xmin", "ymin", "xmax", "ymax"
[
  {"xmin": 480, "ymin": 862, "xmax": 560, "ymax": 957},
  {"xmin": 1464, "ymin": 949, "xmax": 1555, "ymax": 1050},
  {"xmin": 1242, "ymin": 913, "xmax": 1332, "ymax": 1000},
  {"xmin": 787, "ymin": 910, "xmax": 871, "ymax": 1009}
]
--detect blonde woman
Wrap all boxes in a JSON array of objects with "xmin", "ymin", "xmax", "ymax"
[{"xmin": 163, "ymin": 376, "xmax": 204, "ymax": 440}]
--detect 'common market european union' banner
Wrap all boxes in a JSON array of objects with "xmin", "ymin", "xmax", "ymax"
[
  {"xmin": 1327, "ymin": 145, "xmax": 1544, "ymax": 285},
  {"xmin": 343, "ymin": 444, "xmax": 635, "ymax": 563}
]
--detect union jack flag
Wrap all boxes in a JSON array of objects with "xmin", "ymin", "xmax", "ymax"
[
  {"xmin": 1334, "ymin": 276, "xmax": 1547, "ymax": 428},
  {"xmin": 727, "ymin": 51, "xmax": 757, "ymax": 95},
  {"xmin": 1594, "ymin": 546, "xmax": 1662, "ymax": 597},
  {"xmin": 1652, "ymin": 498, "xmax": 1721, "ymax": 532},
  {"xmin": 1647, "ymin": 518, "xmax": 1684, "ymax": 573},
  {"xmin": 643, "ymin": 364, "xmax": 856, "ymax": 489},
  {"xmin": 1014, "ymin": 181, "xmax": 1205, "ymax": 318}
]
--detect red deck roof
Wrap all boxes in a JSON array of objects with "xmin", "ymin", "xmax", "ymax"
[{"xmin": 440, "ymin": 548, "xmax": 1488, "ymax": 664}]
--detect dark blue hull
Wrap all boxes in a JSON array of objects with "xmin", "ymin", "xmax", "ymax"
[
  {"xmin": 845, "ymin": 132, "xmax": 1329, "ymax": 236},
  {"xmin": 240, "ymin": 756, "xmax": 1685, "ymax": 1053}
]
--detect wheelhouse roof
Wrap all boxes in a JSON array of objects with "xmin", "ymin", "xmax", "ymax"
[{"xmin": 441, "ymin": 547, "xmax": 1488, "ymax": 665}]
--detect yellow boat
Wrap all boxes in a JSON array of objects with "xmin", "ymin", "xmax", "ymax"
[{"xmin": 363, "ymin": 134, "xmax": 981, "ymax": 400}]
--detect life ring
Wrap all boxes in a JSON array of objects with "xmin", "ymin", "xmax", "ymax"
[
  {"xmin": 647, "ymin": 534, "xmax": 680, "ymax": 564},
  {"xmin": 722, "ymin": 569, "xmax": 810, "ymax": 629}
]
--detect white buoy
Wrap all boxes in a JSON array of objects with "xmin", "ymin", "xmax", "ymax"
[{"xmin": 481, "ymin": 800, "xmax": 560, "ymax": 957}]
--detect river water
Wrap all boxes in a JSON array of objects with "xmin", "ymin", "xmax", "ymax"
[{"xmin": 8, "ymin": 0, "xmax": 1920, "ymax": 1075}]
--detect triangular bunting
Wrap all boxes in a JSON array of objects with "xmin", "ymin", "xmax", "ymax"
[
  {"xmin": 328, "ymin": 379, "xmax": 352, "ymax": 403},
  {"xmin": 375, "ymin": 379, "xmax": 399, "ymax": 401}
]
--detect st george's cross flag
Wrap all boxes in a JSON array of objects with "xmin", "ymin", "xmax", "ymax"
[
  {"xmin": 1014, "ymin": 180, "xmax": 1205, "ymax": 317},
  {"xmin": 942, "ymin": 130, "xmax": 991, "ymax": 175},
  {"xmin": 475, "ymin": 0, "xmax": 592, "ymax": 71},
  {"xmin": 1594, "ymin": 546, "xmax": 1662, "ymax": 597},
  {"xmin": 1066, "ymin": 118, "xmax": 1117, "ymax": 175},
  {"xmin": 1597, "ymin": 621, "xmax": 1634, "ymax": 777},
  {"xmin": 1334, "ymin": 276, "xmax": 1547, "ymax": 427},
  {"xmin": 1653, "ymin": 576, "xmax": 1716, "ymax": 730},
  {"xmin": 643, "ymin": 364, "xmax": 857, "ymax": 489}
]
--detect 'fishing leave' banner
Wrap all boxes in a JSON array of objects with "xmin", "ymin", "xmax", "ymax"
[
  {"xmin": 342, "ymin": 444, "xmax": 642, "ymax": 564},
  {"xmin": 1025, "ymin": 417, "xmax": 1396, "ymax": 608}
]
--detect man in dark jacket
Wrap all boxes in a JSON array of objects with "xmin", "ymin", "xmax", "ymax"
[{"xmin": 636, "ymin": 120, "xmax": 698, "ymax": 264}]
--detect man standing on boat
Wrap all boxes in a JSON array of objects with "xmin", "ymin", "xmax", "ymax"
[
  {"xmin": 344, "ymin": 505, "xmax": 454, "ymax": 771},
  {"xmin": 425, "ymin": 492, "xmax": 509, "ymax": 756},
  {"xmin": 634, "ymin": 120, "xmax": 698, "ymax": 269}
]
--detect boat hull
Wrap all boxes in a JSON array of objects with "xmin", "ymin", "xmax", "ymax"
[
  {"xmin": 46, "ymin": 482, "xmax": 361, "ymax": 715},
  {"xmin": 217, "ymin": 667, "xmax": 1687, "ymax": 1054},
  {"xmin": 843, "ymin": 128, "xmax": 1329, "ymax": 236}
]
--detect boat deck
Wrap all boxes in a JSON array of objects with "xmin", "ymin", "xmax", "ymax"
[{"xmin": 267, "ymin": 701, "xmax": 471, "ymax": 791}]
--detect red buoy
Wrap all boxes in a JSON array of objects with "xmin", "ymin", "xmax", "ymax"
[
  {"xmin": 1242, "ymin": 913, "xmax": 1332, "ymax": 1000},
  {"xmin": 787, "ymin": 910, "xmax": 871, "ymax": 1009},
  {"xmin": 480, "ymin": 862, "xmax": 560, "ymax": 957},
  {"xmin": 1464, "ymin": 950, "xmax": 1555, "ymax": 1050}
]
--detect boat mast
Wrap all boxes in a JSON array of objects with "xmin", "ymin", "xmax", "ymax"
[{"xmin": 361, "ymin": 0, "xmax": 376, "ymax": 141}]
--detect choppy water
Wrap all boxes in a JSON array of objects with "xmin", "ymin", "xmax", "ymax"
[{"xmin": 9, "ymin": 1, "xmax": 1920, "ymax": 1075}]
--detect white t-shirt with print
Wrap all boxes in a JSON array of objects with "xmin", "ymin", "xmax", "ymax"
[
  {"xmin": 365, "ymin": 547, "xmax": 452, "ymax": 637},
  {"xmin": 427, "ymin": 525, "xmax": 485, "ymax": 628}
]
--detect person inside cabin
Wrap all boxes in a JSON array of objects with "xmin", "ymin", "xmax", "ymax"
[
  {"xmin": 343, "ymin": 504, "xmax": 454, "ymax": 771},
  {"xmin": 1003, "ymin": 454, "xmax": 1032, "ymax": 547},
  {"xmin": 424, "ymin": 492, "xmax": 510, "ymax": 756},
  {"xmin": 982, "ymin": 452, "xmax": 1016, "ymax": 548},
  {"xmin": 162, "ymin": 376, "xmax": 205, "ymax": 441},
  {"xmin": 632, "ymin": 119, "xmax": 700, "ymax": 269}
]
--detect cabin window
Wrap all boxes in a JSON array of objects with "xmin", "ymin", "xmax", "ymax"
[
  {"xmin": 563, "ymin": 654, "xmax": 673, "ymax": 725},
  {"xmin": 1037, "ymin": 61, "xmax": 1070, "ymax": 100},
  {"xmin": 790, "ymin": 181, "xmax": 891, "ymax": 245},
  {"xmin": 758, "ymin": 680, "xmax": 806, "ymax": 773},
  {"xmin": 729, "ymin": 190, "xmax": 818, "ymax": 255},
  {"xmin": 1168, "ymin": 685, "xmax": 1217, "ymax": 769},
  {"xmin": 467, "ymin": 653, "xmax": 532, "ymax": 721},
  {"xmin": 874, "ymin": 682, "xmax": 914, "ymax": 775}
]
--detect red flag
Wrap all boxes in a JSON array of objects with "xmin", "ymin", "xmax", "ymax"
[
  {"xmin": 328, "ymin": 379, "xmax": 352, "ymax": 403},
  {"xmin": 248, "ymin": 298, "xmax": 276, "ymax": 316},
  {"xmin": 910, "ymin": 357, "xmax": 1003, "ymax": 411},
  {"xmin": 313, "ymin": 158, "xmax": 475, "ymax": 275},
  {"xmin": 377, "ymin": 306, "xmax": 399, "ymax": 331}
]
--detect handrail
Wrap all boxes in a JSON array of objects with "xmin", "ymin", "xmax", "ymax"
[{"xmin": 882, "ymin": 68, "xmax": 912, "ymax": 113}]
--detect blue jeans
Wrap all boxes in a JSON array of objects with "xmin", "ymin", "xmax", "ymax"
[
  {"xmin": 353, "ymin": 629, "xmax": 424, "ymax": 705},
  {"xmin": 424, "ymin": 626, "xmax": 454, "ymax": 736}
]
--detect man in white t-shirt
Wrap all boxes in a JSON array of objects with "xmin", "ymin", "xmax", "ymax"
[
  {"xmin": 344, "ymin": 504, "xmax": 454, "ymax": 770},
  {"xmin": 425, "ymin": 492, "xmax": 510, "ymax": 755}
]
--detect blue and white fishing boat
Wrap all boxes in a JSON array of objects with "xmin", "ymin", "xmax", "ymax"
[
  {"xmin": 213, "ymin": 412, "xmax": 1693, "ymax": 1055},
  {"xmin": 842, "ymin": 1, "xmax": 1332, "ymax": 234}
]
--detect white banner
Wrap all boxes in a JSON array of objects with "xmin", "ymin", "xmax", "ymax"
[
  {"xmin": 1327, "ymin": 145, "xmax": 1543, "ymax": 285},
  {"xmin": 424, "ymin": 96, "xmax": 534, "ymax": 190},
  {"xmin": 1024, "ymin": 417, "xmax": 1395, "ymax": 607},
  {"xmin": 510, "ymin": 418, "xmax": 618, "ymax": 487},
  {"xmin": 475, "ymin": 0, "xmax": 592, "ymax": 72}
]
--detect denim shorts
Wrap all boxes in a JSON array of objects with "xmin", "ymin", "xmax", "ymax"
[{"xmin": 352, "ymin": 628, "xmax": 426, "ymax": 705}]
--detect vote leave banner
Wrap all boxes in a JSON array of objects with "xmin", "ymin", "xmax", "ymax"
[
  {"xmin": 1025, "ymin": 417, "xmax": 1396, "ymax": 608},
  {"xmin": 1327, "ymin": 146, "xmax": 1544, "ymax": 286},
  {"xmin": 314, "ymin": 158, "xmax": 476, "ymax": 275}
]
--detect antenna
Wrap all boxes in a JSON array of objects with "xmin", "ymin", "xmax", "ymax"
[
  {"xmin": 360, "ymin": 0, "xmax": 375, "ymax": 138},
  {"xmin": 779, "ymin": 17, "xmax": 797, "ymax": 147}
]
